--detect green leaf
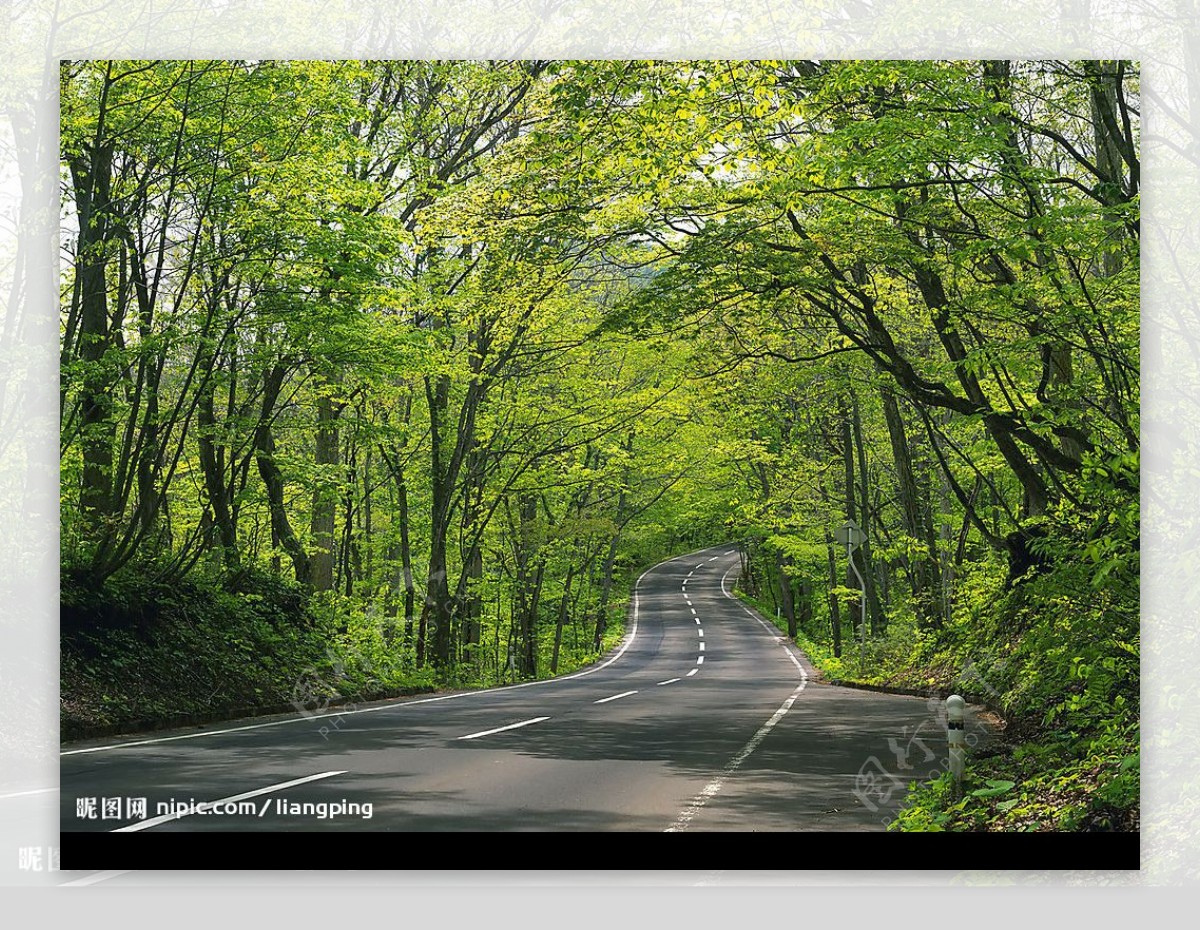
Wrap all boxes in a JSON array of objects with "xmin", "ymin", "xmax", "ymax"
[{"xmin": 970, "ymin": 779, "xmax": 1016, "ymax": 798}]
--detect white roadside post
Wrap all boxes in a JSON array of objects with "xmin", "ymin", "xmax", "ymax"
[
  {"xmin": 946, "ymin": 694, "xmax": 966, "ymax": 795},
  {"xmin": 834, "ymin": 519, "xmax": 868, "ymax": 670}
]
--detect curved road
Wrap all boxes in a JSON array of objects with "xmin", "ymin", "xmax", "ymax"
[{"xmin": 60, "ymin": 545, "xmax": 978, "ymax": 835}]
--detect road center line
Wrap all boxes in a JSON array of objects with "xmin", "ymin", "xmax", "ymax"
[
  {"xmin": 665, "ymin": 675, "xmax": 808, "ymax": 832},
  {"xmin": 698, "ymin": 629, "xmax": 704, "ymax": 638},
  {"xmin": 657, "ymin": 678, "xmax": 681, "ymax": 686},
  {"xmin": 113, "ymin": 770, "xmax": 346, "ymax": 833},
  {"xmin": 682, "ymin": 556, "xmax": 819, "ymax": 835},
  {"xmin": 696, "ymin": 655, "xmax": 704, "ymax": 665},
  {"xmin": 690, "ymin": 606, "xmax": 697, "ymax": 615},
  {"xmin": 686, "ymin": 668, "xmax": 698, "ymax": 677},
  {"xmin": 699, "ymin": 643, "xmax": 705, "ymax": 652},
  {"xmin": 694, "ymin": 617, "xmax": 700, "ymax": 625},
  {"xmin": 594, "ymin": 690, "xmax": 638, "ymax": 705},
  {"xmin": 457, "ymin": 716, "xmax": 551, "ymax": 741}
]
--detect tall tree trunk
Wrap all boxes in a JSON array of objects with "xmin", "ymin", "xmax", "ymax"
[
  {"xmin": 459, "ymin": 443, "xmax": 486, "ymax": 667},
  {"xmin": 593, "ymin": 530, "xmax": 622, "ymax": 652},
  {"xmin": 850, "ymin": 389, "xmax": 885, "ymax": 634},
  {"xmin": 775, "ymin": 550, "xmax": 797, "ymax": 638},
  {"xmin": 461, "ymin": 539, "xmax": 483, "ymax": 667},
  {"xmin": 935, "ymin": 412, "xmax": 956, "ymax": 625},
  {"xmin": 362, "ymin": 445, "xmax": 373, "ymax": 584},
  {"xmin": 593, "ymin": 433, "xmax": 634, "ymax": 650},
  {"xmin": 422, "ymin": 371, "xmax": 454, "ymax": 667},
  {"xmin": 880, "ymin": 383, "xmax": 941, "ymax": 629},
  {"xmin": 911, "ymin": 262, "xmax": 1051, "ymax": 519},
  {"xmin": 255, "ymin": 364, "xmax": 310, "ymax": 587},
  {"xmin": 420, "ymin": 535, "xmax": 452, "ymax": 670},
  {"xmin": 550, "ymin": 562, "xmax": 576, "ymax": 675},
  {"xmin": 69, "ymin": 138, "xmax": 117, "ymax": 532},
  {"xmin": 379, "ymin": 392, "xmax": 417, "ymax": 650},
  {"xmin": 399, "ymin": 475, "xmax": 416, "ymax": 650},
  {"xmin": 197, "ymin": 372, "xmax": 240, "ymax": 572},
  {"xmin": 839, "ymin": 394, "xmax": 864, "ymax": 632},
  {"xmin": 310, "ymin": 391, "xmax": 340, "ymax": 593},
  {"xmin": 513, "ymin": 493, "xmax": 543, "ymax": 677},
  {"xmin": 823, "ymin": 529, "xmax": 842, "ymax": 659}
]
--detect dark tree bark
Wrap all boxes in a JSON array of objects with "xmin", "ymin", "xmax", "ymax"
[
  {"xmin": 850, "ymin": 389, "xmax": 885, "ymax": 634},
  {"xmin": 68, "ymin": 126, "xmax": 117, "ymax": 528},
  {"xmin": 550, "ymin": 562, "xmax": 576, "ymax": 675},
  {"xmin": 255, "ymin": 364, "xmax": 310, "ymax": 587},
  {"xmin": 310, "ymin": 391, "xmax": 341, "ymax": 593},
  {"xmin": 197, "ymin": 372, "xmax": 240, "ymax": 572},
  {"xmin": 775, "ymin": 549, "xmax": 798, "ymax": 638},
  {"xmin": 880, "ymin": 383, "xmax": 941, "ymax": 629}
]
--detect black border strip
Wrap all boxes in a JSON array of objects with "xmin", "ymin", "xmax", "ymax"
[{"xmin": 62, "ymin": 831, "xmax": 1140, "ymax": 871}]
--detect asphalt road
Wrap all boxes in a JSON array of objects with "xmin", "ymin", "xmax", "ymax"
[{"xmin": 59, "ymin": 545, "xmax": 981, "ymax": 834}]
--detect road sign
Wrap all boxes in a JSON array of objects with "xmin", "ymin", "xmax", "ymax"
[
  {"xmin": 834, "ymin": 519, "xmax": 866, "ymax": 549},
  {"xmin": 833, "ymin": 518, "xmax": 869, "ymax": 670}
]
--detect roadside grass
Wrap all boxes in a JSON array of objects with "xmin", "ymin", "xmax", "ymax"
[{"xmin": 61, "ymin": 564, "xmax": 629, "ymax": 740}]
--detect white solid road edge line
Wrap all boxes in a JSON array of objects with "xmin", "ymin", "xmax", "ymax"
[
  {"xmin": 457, "ymin": 716, "xmax": 551, "ymax": 741},
  {"xmin": 113, "ymin": 770, "xmax": 346, "ymax": 833},
  {"xmin": 720, "ymin": 564, "xmax": 809, "ymax": 676},
  {"xmin": 593, "ymin": 690, "xmax": 638, "ymax": 705}
]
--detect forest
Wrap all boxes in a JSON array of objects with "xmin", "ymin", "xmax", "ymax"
[{"xmin": 59, "ymin": 60, "xmax": 1139, "ymax": 831}]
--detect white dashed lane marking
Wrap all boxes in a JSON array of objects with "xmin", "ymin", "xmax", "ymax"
[
  {"xmin": 594, "ymin": 691, "xmax": 638, "ymax": 705},
  {"xmin": 458, "ymin": 717, "xmax": 551, "ymax": 741}
]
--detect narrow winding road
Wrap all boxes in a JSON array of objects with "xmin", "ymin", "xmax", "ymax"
[{"xmin": 60, "ymin": 546, "xmax": 976, "ymax": 840}]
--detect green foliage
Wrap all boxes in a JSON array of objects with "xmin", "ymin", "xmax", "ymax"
[
  {"xmin": 62, "ymin": 566, "xmax": 340, "ymax": 735},
  {"xmin": 892, "ymin": 723, "xmax": 1139, "ymax": 832}
]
